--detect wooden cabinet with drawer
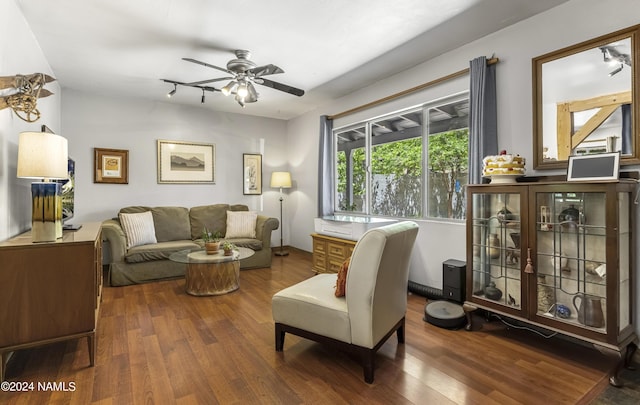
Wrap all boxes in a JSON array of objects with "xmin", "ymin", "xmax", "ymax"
[
  {"xmin": 311, "ymin": 233, "xmax": 356, "ymax": 274},
  {"xmin": 0, "ymin": 222, "xmax": 103, "ymax": 381}
]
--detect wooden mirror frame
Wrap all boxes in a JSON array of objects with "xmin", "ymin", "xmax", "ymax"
[{"xmin": 533, "ymin": 24, "xmax": 640, "ymax": 170}]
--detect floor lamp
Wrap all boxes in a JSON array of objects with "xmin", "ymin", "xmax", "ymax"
[{"xmin": 270, "ymin": 171, "xmax": 291, "ymax": 256}]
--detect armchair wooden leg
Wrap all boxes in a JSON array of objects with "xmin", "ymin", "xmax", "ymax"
[
  {"xmin": 363, "ymin": 349, "xmax": 375, "ymax": 384},
  {"xmin": 396, "ymin": 318, "xmax": 405, "ymax": 344},
  {"xmin": 275, "ymin": 323, "xmax": 285, "ymax": 351}
]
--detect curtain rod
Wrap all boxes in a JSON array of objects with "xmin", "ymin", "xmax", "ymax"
[{"xmin": 327, "ymin": 57, "xmax": 499, "ymax": 120}]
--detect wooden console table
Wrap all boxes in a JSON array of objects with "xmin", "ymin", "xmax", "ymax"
[
  {"xmin": 0, "ymin": 222, "xmax": 103, "ymax": 381},
  {"xmin": 311, "ymin": 233, "xmax": 356, "ymax": 274}
]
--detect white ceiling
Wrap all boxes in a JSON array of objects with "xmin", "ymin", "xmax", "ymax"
[{"xmin": 17, "ymin": 0, "xmax": 568, "ymax": 120}]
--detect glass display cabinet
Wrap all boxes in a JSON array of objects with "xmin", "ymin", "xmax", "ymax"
[{"xmin": 465, "ymin": 180, "xmax": 637, "ymax": 386}]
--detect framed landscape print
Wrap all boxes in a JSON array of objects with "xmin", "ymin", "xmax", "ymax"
[
  {"xmin": 94, "ymin": 148, "xmax": 129, "ymax": 184},
  {"xmin": 157, "ymin": 140, "xmax": 215, "ymax": 183},
  {"xmin": 243, "ymin": 153, "xmax": 262, "ymax": 195}
]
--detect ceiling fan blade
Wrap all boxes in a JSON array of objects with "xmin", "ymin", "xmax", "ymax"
[
  {"xmin": 257, "ymin": 78, "xmax": 304, "ymax": 97},
  {"xmin": 182, "ymin": 58, "xmax": 233, "ymax": 75},
  {"xmin": 248, "ymin": 64, "xmax": 284, "ymax": 77},
  {"xmin": 184, "ymin": 77, "xmax": 234, "ymax": 86}
]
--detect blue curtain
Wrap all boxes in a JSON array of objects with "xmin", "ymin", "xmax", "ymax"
[
  {"xmin": 468, "ymin": 56, "xmax": 497, "ymax": 184},
  {"xmin": 318, "ymin": 115, "xmax": 334, "ymax": 217}
]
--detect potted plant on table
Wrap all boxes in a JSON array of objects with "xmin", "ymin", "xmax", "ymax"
[
  {"xmin": 203, "ymin": 228, "xmax": 222, "ymax": 255},
  {"xmin": 221, "ymin": 240, "xmax": 235, "ymax": 256}
]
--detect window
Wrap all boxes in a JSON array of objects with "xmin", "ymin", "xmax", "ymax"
[{"xmin": 334, "ymin": 93, "xmax": 469, "ymax": 220}]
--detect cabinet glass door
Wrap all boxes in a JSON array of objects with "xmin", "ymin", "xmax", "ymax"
[
  {"xmin": 534, "ymin": 191, "xmax": 607, "ymax": 333},
  {"xmin": 470, "ymin": 192, "xmax": 522, "ymax": 310}
]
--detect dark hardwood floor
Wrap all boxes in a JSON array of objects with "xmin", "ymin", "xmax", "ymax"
[{"xmin": 0, "ymin": 249, "xmax": 621, "ymax": 404}]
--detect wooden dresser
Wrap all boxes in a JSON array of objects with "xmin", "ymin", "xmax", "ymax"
[
  {"xmin": 311, "ymin": 233, "xmax": 356, "ymax": 273},
  {"xmin": 0, "ymin": 222, "xmax": 103, "ymax": 381}
]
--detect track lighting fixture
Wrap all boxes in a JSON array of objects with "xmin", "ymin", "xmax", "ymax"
[
  {"xmin": 599, "ymin": 45, "xmax": 632, "ymax": 77},
  {"xmin": 201, "ymin": 89, "xmax": 205, "ymax": 104},
  {"xmin": 167, "ymin": 83, "xmax": 177, "ymax": 97}
]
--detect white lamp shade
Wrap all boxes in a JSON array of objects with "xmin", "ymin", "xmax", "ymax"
[
  {"xmin": 270, "ymin": 171, "xmax": 292, "ymax": 188},
  {"xmin": 17, "ymin": 132, "xmax": 68, "ymax": 180}
]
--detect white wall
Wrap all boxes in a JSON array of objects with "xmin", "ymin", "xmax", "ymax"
[
  {"xmin": 286, "ymin": 0, "xmax": 640, "ymax": 292},
  {"xmin": 61, "ymin": 90, "xmax": 289, "ymax": 247},
  {"xmin": 0, "ymin": 0, "xmax": 61, "ymax": 241}
]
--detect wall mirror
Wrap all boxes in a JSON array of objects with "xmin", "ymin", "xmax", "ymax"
[{"xmin": 533, "ymin": 25, "xmax": 640, "ymax": 170}]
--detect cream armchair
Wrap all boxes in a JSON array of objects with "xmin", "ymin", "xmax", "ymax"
[{"xmin": 272, "ymin": 221, "xmax": 419, "ymax": 383}]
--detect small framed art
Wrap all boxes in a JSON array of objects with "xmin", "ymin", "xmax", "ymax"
[
  {"xmin": 243, "ymin": 153, "xmax": 262, "ymax": 195},
  {"xmin": 94, "ymin": 148, "xmax": 129, "ymax": 184},
  {"xmin": 157, "ymin": 140, "xmax": 215, "ymax": 184},
  {"xmin": 567, "ymin": 152, "xmax": 620, "ymax": 181}
]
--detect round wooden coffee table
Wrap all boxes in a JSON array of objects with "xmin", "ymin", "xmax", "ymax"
[{"xmin": 170, "ymin": 247, "xmax": 254, "ymax": 296}]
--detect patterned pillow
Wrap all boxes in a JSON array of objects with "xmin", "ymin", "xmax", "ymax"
[
  {"xmin": 335, "ymin": 257, "xmax": 351, "ymax": 297},
  {"xmin": 225, "ymin": 211, "xmax": 257, "ymax": 238},
  {"xmin": 119, "ymin": 211, "xmax": 157, "ymax": 248}
]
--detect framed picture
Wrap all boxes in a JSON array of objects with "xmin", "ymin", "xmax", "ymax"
[
  {"xmin": 567, "ymin": 152, "xmax": 620, "ymax": 181},
  {"xmin": 157, "ymin": 140, "xmax": 215, "ymax": 184},
  {"xmin": 94, "ymin": 148, "xmax": 129, "ymax": 184},
  {"xmin": 243, "ymin": 153, "xmax": 262, "ymax": 195}
]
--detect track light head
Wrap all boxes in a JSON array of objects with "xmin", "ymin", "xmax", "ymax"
[
  {"xmin": 167, "ymin": 83, "xmax": 177, "ymax": 98},
  {"xmin": 201, "ymin": 89, "xmax": 205, "ymax": 104},
  {"xmin": 609, "ymin": 63, "xmax": 624, "ymax": 77}
]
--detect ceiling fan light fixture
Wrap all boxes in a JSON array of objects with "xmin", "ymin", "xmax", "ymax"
[
  {"xmin": 221, "ymin": 81, "xmax": 236, "ymax": 96},
  {"xmin": 245, "ymin": 82, "xmax": 259, "ymax": 103},
  {"xmin": 237, "ymin": 82, "xmax": 249, "ymax": 98}
]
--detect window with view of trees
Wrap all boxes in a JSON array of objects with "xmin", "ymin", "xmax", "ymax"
[{"xmin": 335, "ymin": 94, "xmax": 469, "ymax": 220}]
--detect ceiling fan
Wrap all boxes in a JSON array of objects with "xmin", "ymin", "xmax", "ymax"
[{"xmin": 163, "ymin": 50, "xmax": 304, "ymax": 107}]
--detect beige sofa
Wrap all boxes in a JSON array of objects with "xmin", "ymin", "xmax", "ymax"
[{"xmin": 101, "ymin": 204, "xmax": 279, "ymax": 286}]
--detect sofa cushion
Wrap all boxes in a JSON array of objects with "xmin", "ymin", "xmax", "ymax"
[
  {"xmin": 119, "ymin": 206, "xmax": 152, "ymax": 214},
  {"xmin": 225, "ymin": 211, "xmax": 257, "ymax": 238},
  {"xmin": 225, "ymin": 237, "xmax": 263, "ymax": 251},
  {"xmin": 272, "ymin": 273, "xmax": 351, "ymax": 343},
  {"xmin": 189, "ymin": 204, "xmax": 230, "ymax": 240},
  {"xmin": 119, "ymin": 211, "xmax": 157, "ymax": 248},
  {"xmin": 152, "ymin": 206, "xmax": 191, "ymax": 242},
  {"xmin": 125, "ymin": 240, "xmax": 200, "ymax": 263},
  {"xmin": 229, "ymin": 204, "xmax": 249, "ymax": 212}
]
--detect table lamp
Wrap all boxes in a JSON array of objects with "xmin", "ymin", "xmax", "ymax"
[
  {"xmin": 270, "ymin": 171, "xmax": 292, "ymax": 256},
  {"xmin": 17, "ymin": 131, "xmax": 68, "ymax": 242}
]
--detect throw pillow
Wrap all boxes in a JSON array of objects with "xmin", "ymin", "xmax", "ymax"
[
  {"xmin": 119, "ymin": 211, "xmax": 157, "ymax": 248},
  {"xmin": 335, "ymin": 257, "xmax": 351, "ymax": 297},
  {"xmin": 225, "ymin": 211, "xmax": 257, "ymax": 238}
]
